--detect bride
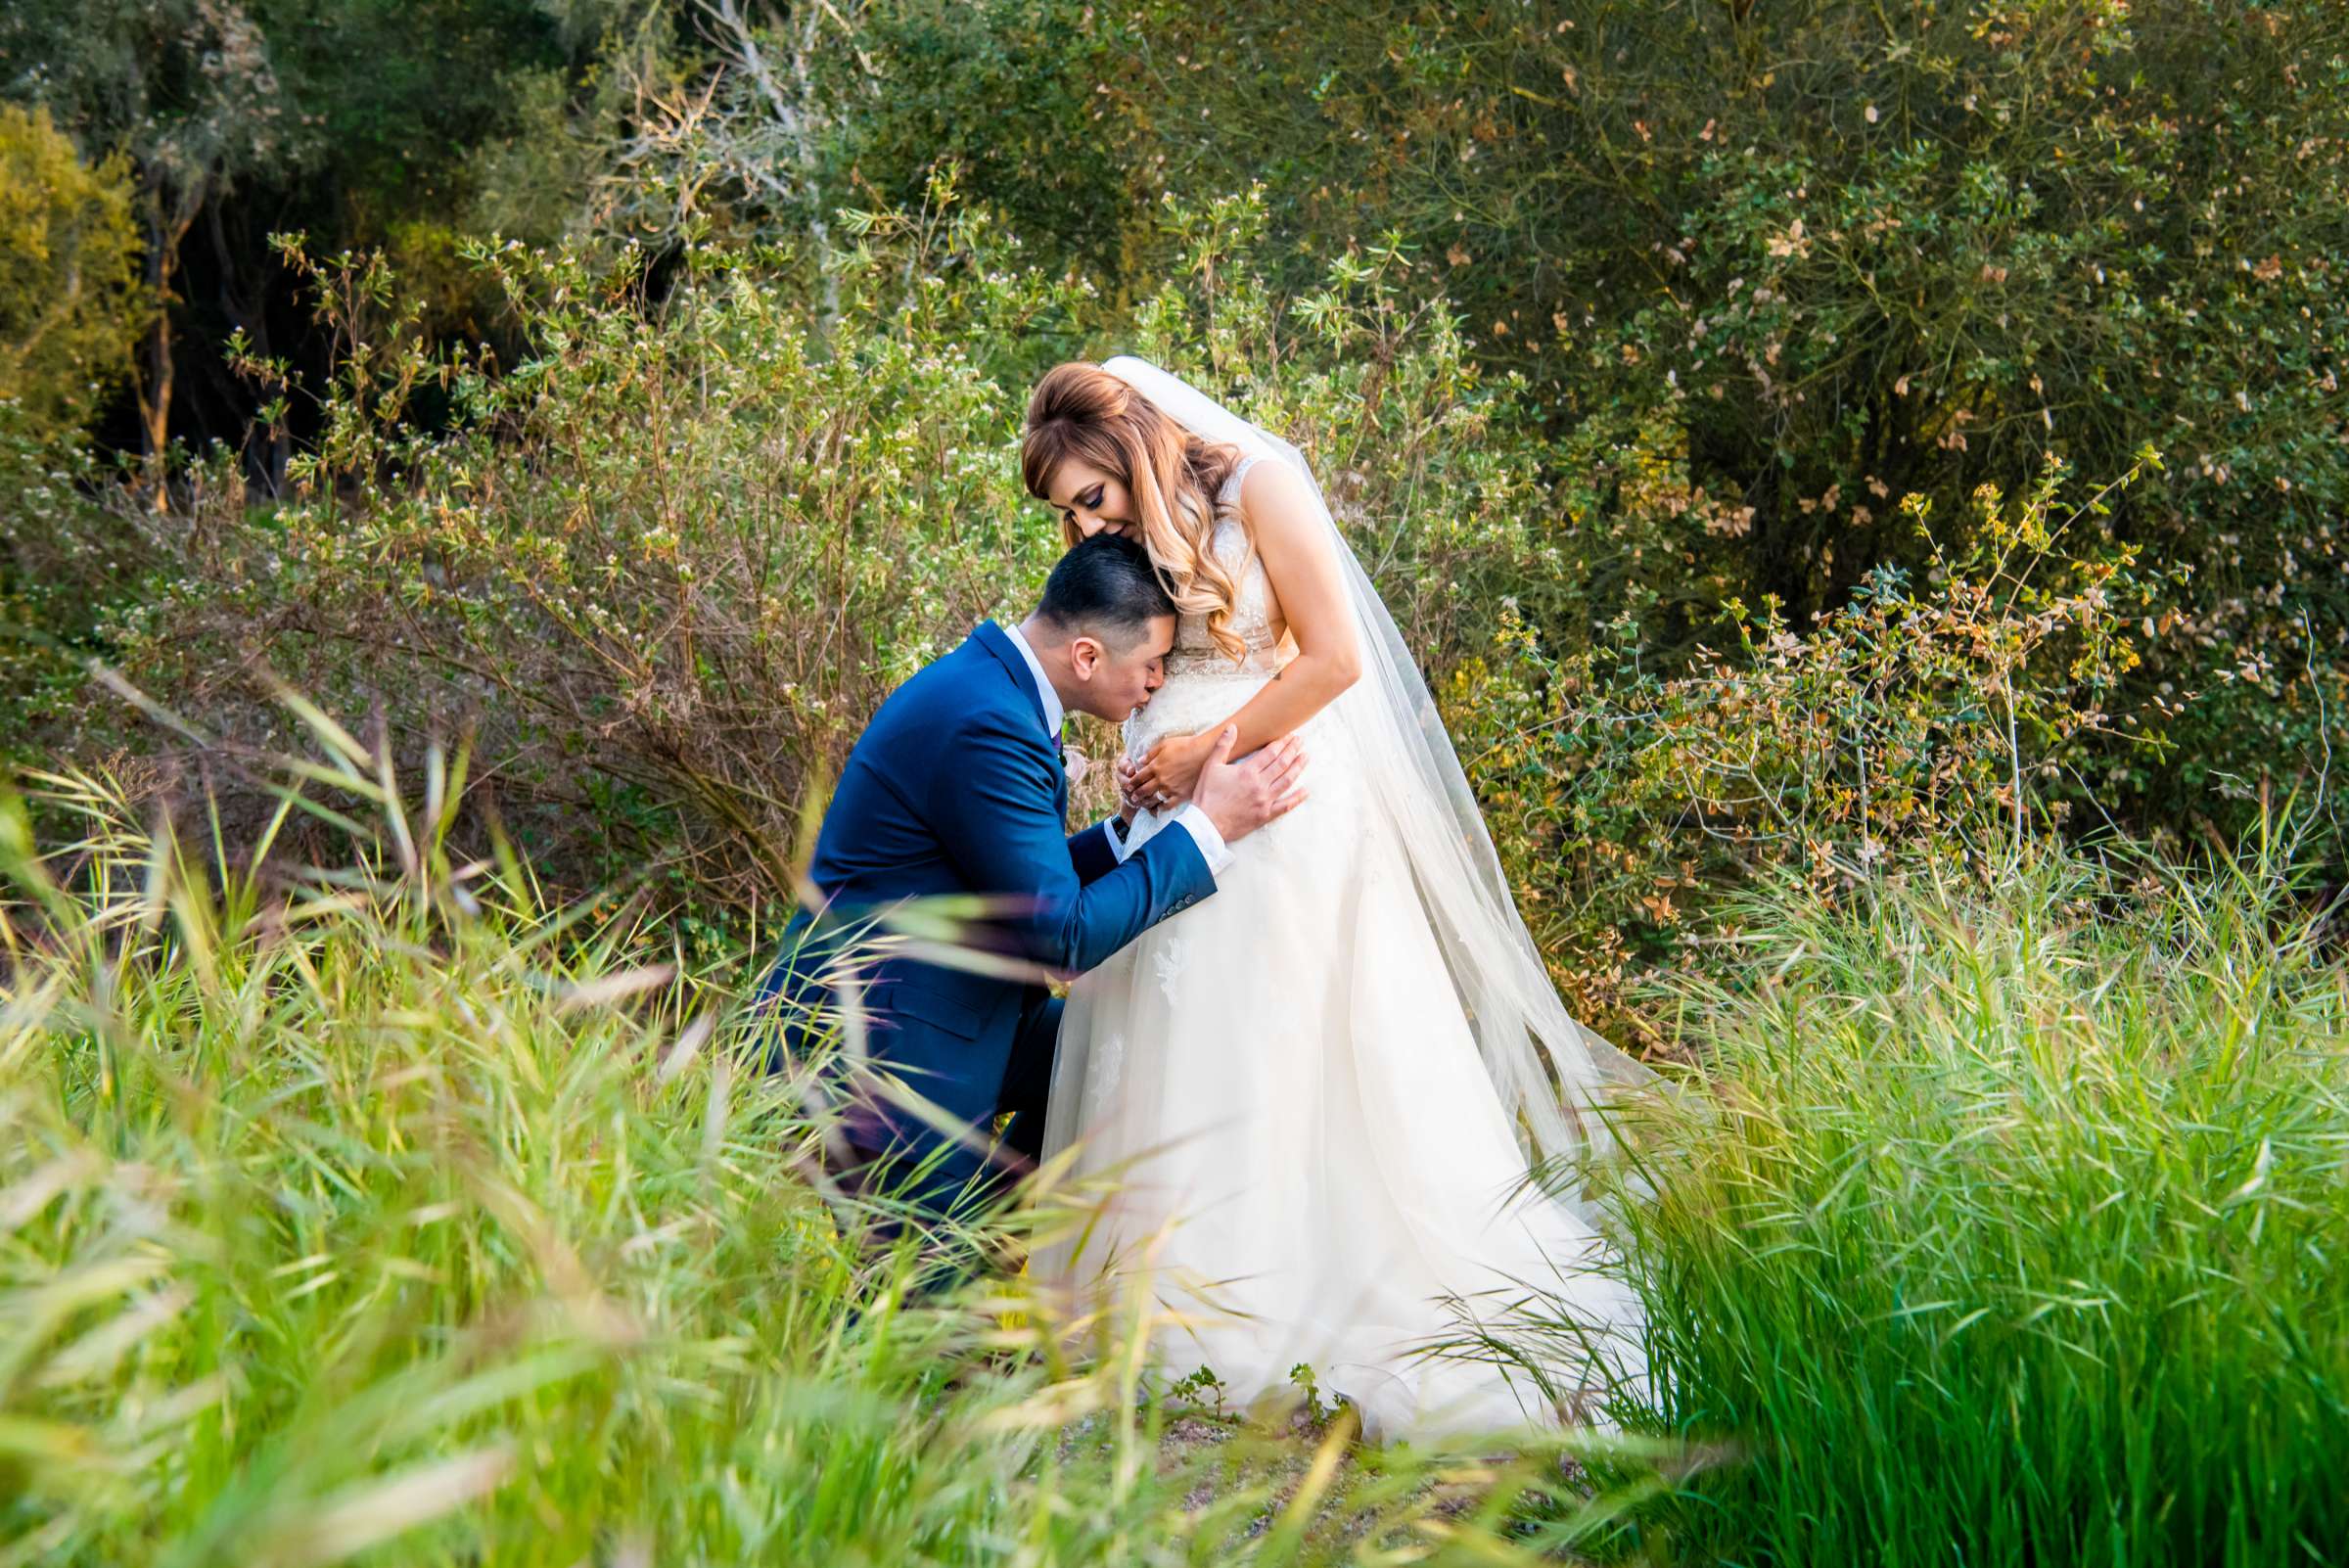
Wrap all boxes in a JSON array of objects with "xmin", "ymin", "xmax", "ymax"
[{"xmin": 1021, "ymin": 356, "xmax": 1652, "ymax": 1443}]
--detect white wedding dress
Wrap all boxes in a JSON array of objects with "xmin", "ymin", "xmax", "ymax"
[{"xmin": 1037, "ymin": 427, "xmax": 1650, "ymax": 1444}]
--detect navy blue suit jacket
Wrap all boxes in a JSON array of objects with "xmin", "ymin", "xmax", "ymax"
[{"xmin": 757, "ymin": 621, "xmax": 1216, "ymax": 1187}]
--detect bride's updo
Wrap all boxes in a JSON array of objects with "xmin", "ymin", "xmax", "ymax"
[{"xmin": 1021, "ymin": 361, "xmax": 1253, "ymax": 664}]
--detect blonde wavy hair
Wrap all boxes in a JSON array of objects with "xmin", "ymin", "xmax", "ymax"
[{"xmin": 1021, "ymin": 361, "xmax": 1253, "ymax": 663}]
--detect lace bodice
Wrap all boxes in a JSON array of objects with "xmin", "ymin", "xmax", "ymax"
[
  {"xmin": 1166, "ymin": 452, "xmax": 1285, "ymax": 679},
  {"xmin": 1124, "ymin": 451, "xmax": 1305, "ymax": 761}
]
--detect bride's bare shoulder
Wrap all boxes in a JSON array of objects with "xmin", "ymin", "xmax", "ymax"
[{"xmin": 1235, "ymin": 456, "xmax": 1318, "ymax": 539}]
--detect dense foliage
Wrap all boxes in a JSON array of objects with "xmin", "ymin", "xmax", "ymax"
[
  {"xmin": 0, "ymin": 0, "xmax": 643, "ymax": 479},
  {"xmin": 1449, "ymin": 453, "xmax": 2173, "ymax": 1026},
  {"xmin": 832, "ymin": 0, "xmax": 2349, "ymax": 853}
]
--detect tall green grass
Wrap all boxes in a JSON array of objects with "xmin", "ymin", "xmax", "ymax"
[
  {"xmin": 0, "ymin": 724, "xmax": 1645, "ymax": 1568},
  {"xmin": 27, "ymin": 698, "xmax": 2340, "ymax": 1567},
  {"xmin": 1606, "ymin": 838, "xmax": 2349, "ymax": 1565}
]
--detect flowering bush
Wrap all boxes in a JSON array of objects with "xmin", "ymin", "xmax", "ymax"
[{"xmin": 1449, "ymin": 451, "xmax": 2174, "ymax": 1040}]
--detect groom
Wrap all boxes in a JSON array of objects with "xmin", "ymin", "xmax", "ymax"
[{"xmin": 756, "ymin": 532, "xmax": 1307, "ymax": 1227}]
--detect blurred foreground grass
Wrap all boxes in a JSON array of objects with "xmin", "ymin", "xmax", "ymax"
[{"xmin": 0, "ymin": 714, "xmax": 1654, "ymax": 1568}]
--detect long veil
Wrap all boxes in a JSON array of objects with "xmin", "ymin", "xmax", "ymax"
[{"xmin": 1100, "ymin": 355, "xmax": 1651, "ymax": 1187}]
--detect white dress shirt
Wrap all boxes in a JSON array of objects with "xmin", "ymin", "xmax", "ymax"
[{"xmin": 1002, "ymin": 622, "xmax": 1231, "ymax": 876}]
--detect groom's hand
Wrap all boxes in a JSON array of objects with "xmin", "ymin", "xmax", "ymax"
[
  {"xmin": 1191, "ymin": 725, "xmax": 1308, "ymax": 845},
  {"xmin": 1113, "ymin": 757, "xmax": 1152, "ymax": 825}
]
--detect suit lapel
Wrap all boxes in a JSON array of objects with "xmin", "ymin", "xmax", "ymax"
[
  {"xmin": 973, "ymin": 621, "xmax": 1051, "ymax": 734},
  {"xmin": 970, "ymin": 621, "xmax": 1070, "ymax": 823}
]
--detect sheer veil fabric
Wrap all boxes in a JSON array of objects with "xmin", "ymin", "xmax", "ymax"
[{"xmin": 1034, "ymin": 355, "xmax": 1652, "ymax": 1441}]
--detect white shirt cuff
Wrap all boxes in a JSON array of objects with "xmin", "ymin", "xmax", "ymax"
[
  {"xmin": 1103, "ymin": 813, "xmax": 1135, "ymax": 857},
  {"xmin": 1108, "ymin": 805, "xmax": 1230, "ymax": 877},
  {"xmin": 1107, "ymin": 810, "xmax": 1153, "ymax": 861}
]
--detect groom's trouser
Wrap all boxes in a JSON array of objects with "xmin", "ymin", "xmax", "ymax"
[{"xmin": 831, "ymin": 991, "xmax": 1064, "ymax": 1238}]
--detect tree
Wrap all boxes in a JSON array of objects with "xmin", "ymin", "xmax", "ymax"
[
  {"xmin": 1, "ymin": 0, "xmax": 311, "ymax": 502},
  {"xmin": 0, "ymin": 102, "xmax": 147, "ymax": 435}
]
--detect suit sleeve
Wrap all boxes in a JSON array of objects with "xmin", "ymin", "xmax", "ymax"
[
  {"xmin": 932, "ymin": 715, "xmax": 1217, "ymax": 975},
  {"xmin": 1068, "ymin": 819, "xmax": 1123, "ymax": 884}
]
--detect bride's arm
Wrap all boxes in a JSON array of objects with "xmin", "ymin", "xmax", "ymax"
[{"xmin": 1129, "ymin": 460, "xmax": 1362, "ymax": 805}]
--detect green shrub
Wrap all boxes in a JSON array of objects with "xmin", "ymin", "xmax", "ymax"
[
  {"xmin": 1447, "ymin": 449, "xmax": 2179, "ymax": 1038},
  {"xmin": 38, "ymin": 183, "xmax": 2232, "ymax": 1019},
  {"xmin": 50, "ymin": 183, "xmax": 1580, "ymax": 949}
]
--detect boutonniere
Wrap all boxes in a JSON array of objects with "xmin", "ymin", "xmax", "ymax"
[{"xmin": 1062, "ymin": 745, "xmax": 1090, "ymax": 786}]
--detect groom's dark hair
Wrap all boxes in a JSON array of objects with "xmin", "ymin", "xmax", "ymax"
[{"xmin": 1033, "ymin": 533, "xmax": 1176, "ymax": 648}]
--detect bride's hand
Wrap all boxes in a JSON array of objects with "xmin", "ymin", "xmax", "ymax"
[{"xmin": 1130, "ymin": 731, "xmax": 1217, "ymax": 807}]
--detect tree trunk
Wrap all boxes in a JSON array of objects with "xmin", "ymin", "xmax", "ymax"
[{"xmin": 130, "ymin": 183, "xmax": 202, "ymax": 513}]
